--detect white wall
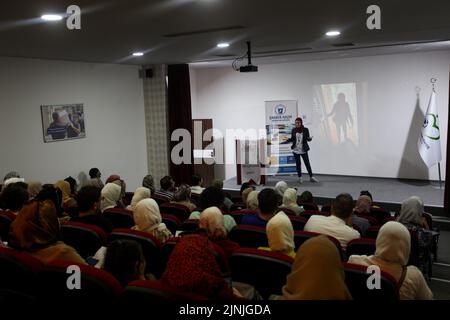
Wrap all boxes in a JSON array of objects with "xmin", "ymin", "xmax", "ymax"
[
  {"xmin": 190, "ymin": 50, "xmax": 449, "ymax": 181},
  {"xmin": 0, "ymin": 57, "xmax": 147, "ymax": 190}
]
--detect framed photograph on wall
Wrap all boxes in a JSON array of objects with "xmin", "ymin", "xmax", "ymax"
[{"xmin": 41, "ymin": 104, "xmax": 86, "ymax": 143}]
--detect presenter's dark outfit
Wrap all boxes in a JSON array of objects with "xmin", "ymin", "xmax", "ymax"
[{"xmin": 289, "ymin": 127, "xmax": 314, "ymax": 178}]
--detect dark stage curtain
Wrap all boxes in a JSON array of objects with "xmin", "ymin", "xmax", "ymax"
[{"xmin": 167, "ymin": 64, "xmax": 193, "ymax": 185}]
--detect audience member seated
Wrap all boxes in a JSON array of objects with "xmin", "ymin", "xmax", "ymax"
[
  {"xmin": 154, "ymin": 176, "xmax": 175, "ymax": 200},
  {"xmin": 241, "ymin": 187, "xmax": 254, "ymax": 208},
  {"xmin": 27, "ymin": 181, "xmax": 43, "ymax": 200},
  {"xmin": 245, "ymin": 190, "xmax": 259, "ymax": 211},
  {"xmin": 348, "ymin": 221, "xmax": 433, "ymax": 300},
  {"xmin": 212, "ymin": 179, "xmax": 233, "ymax": 210},
  {"xmin": 280, "ymin": 188, "xmax": 304, "ymax": 216},
  {"xmin": 142, "ymin": 174, "xmax": 155, "ymax": 196},
  {"xmin": 199, "ymin": 207, "xmax": 240, "ymax": 258},
  {"xmin": 172, "ymin": 184, "xmax": 197, "ymax": 212},
  {"xmin": 351, "ymin": 195, "xmax": 372, "ymax": 236},
  {"xmin": 189, "ymin": 187, "xmax": 236, "ymax": 232},
  {"xmin": 71, "ymin": 186, "xmax": 113, "ymax": 234},
  {"xmin": 259, "ymin": 212, "xmax": 296, "ymax": 258},
  {"xmin": 278, "ymin": 235, "xmax": 352, "ymax": 300},
  {"xmin": 35, "ymin": 184, "xmax": 64, "ymax": 217},
  {"xmin": 161, "ymin": 233, "xmax": 242, "ymax": 300},
  {"xmin": 241, "ymin": 188, "xmax": 279, "ymax": 228},
  {"xmin": 3, "ymin": 171, "xmax": 21, "ymax": 182},
  {"xmin": 275, "ymin": 181, "xmax": 288, "ymax": 205},
  {"xmin": 396, "ymin": 196, "xmax": 433, "ymax": 275},
  {"xmin": 0, "ymin": 182, "xmax": 29, "ymax": 215},
  {"xmin": 360, "ymin": 190, "xmax": 381, "ymax": 209},
  {"xmin": 106, "ymin": 174, "xmax": 127, "ymax": 207},
  {"xmin": 103, "ymin": 239, "xmax": 149, "ymax": 287},
  {"xmin": 126, "ymin": 187, "xmax": 151, "ymax": 211},
  {"xmin": 133, "ymin": 199, "xmax": 172, "ymax": 243},
  {"xmin": 55, "ymin": 180, "xmax": 78, "ymax": 212},
  {"xmin": 64, "ymin": 176, "xmax": 78, "ymax": 196},
  {"xmin": 298, "ymin": 190, "xmax": 314, "ymax": 204},
  {"xmin": 87, "ymin": 167, "xmax": 104, "ymax": 189},
  {"xmin": 191, "ymin": 174, "xmax": 205, "ymax": 195},
  {"xmin": 304, "ymin": 193, "xmax": 360, "ymax": 249},
  {"xmin": 9, "ymin": 200, "xmax": 85, "ymax": 264},
  {"xmin": 100, "ymin": 183, "xmax": 122, "ymax": 212}
]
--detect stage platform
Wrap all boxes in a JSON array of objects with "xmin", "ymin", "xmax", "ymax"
[{"xmin": 223, "ymin": 174, "xmax": 447, "ymax": 217}]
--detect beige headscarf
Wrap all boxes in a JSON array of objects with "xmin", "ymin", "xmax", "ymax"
[
  {"xmin": 246, "ymin": 190, "xmax": 259, "ymax": 210},
  {"xmin": 354, "ymin": 195, "xmax": 372, "ymax": 214},
  {"xmin": 266, "ymin": 212, "xmax": 295, "ymax": 255},
  {"xmin": 100, "ymin": 183, "xmax": 122, "ymax": 212},
  {"xmin": 397, "ymin": 196, "xmax": 423, "ymax": 229},
  {"xmin": 241, "ymin": 187, "xmax": 254, "ymax": 205},
  {"xmin": 282, "ymin": 235, "xmax": 352, "ymax": 300},
  {"xmin": 27, "ymin": 181, "xmax": 43, "ymax": 200},
  {"xmin": 282, "ymin": 188, "xmax": 298, "ymax": 207},
  {"xmin": 361, "ymin": 221, "xmax": 411, "ymax": 281},
  {"xmin": 199, "ymin": 207, "xmax": 227, "ymax": 240},
  {"xmin": 275, "ymin": 181, "xmax": 288, "ymax": 197},
  {"xmin": 54, "ymin": 180, "xmax": 76, "ymax": 207},
  {"xmin": 133, "ymin": 198, "xmax": 172, "ymax": 243},
  {"xmin": 126, "ymin": 187, "xmax": 151, "ymax": 210}
]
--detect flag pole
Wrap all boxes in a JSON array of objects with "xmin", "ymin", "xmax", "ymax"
[{"xmin": 430, "ymin": 78, "xmax": 442, "ymax": 189}]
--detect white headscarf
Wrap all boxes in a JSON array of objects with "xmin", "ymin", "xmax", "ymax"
[
  {"xmin": 3, "ymin": 177, "xmax": 25, "ymax": 186},
  {"xmin": 127, "ymin": 187, "xmax": 151, "ymax": 210},
  {"xmin": 246, "ymin": 190, "xmax": 259, "ymax": 210},
  {"xmin": 133, "ymin": 198, "xmax": 172, "ymax": 242},
  {"xmin": 100, "ymin": 183, "xmax": 122, "ymax": 212},
  {"xmin": 397, "ymin": 196, "xmax": 423, "ymax": 228},
  {"xmin": 199, "ymin": 206, "xmax": 227, "ymax": 240},
  {"xmin": 275, "ymin": 181, "xmax": 288, "ymax": 197},
  {"xmin": 266, "ymin": 211, "xmax": 295, "ymax": 254},
  {"xmin": 282, "ymin": 188, "xmax": 298, "ymax": 207}
]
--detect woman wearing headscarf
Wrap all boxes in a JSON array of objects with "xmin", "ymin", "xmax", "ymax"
[
  {"xmin": 396, "ymin": 196, "xmax": 433, "ymax": 277},
  {"xmin": 275, "ymin": 181, "xmax": 288, "ymax": 197},
  {"xmin": 106, "ymin": 175, "xmax": 126, "ymax": 208},
  {"xmin": 8, "ymin": 200, "xmax": 85, "ymax": 264},
  {"xmin": 172, "ymin": 184, "xmax": 197, "ymax": 212},
  {"xmin": 132, "ymin": 198, "xmax": 172, "ymax": 243},
  {"xmin": 259, "ymin": 212, "xmax": 296, "ymax": 258},
  {"xmin": 280, "ymin": 235, "xmax": 352, "ymax": 300},
  {"xmin": 349, "ymin": 221, "xmax": 432, "ymax": 300},
  {"xmin": 161, "ymin": 233, "xmax": 242, "ymax": 300},
  {"xmin": 54, "ymin": 180, "xmax": 77, "ymax": 211},
  {"xmin": 354, "ymin": 195, "xmax": 372, "ymax": 215},
  {"xmin": 100, "ymin": 183, "xmax": 122, "ymax": 212},
  {"xmin": 241, "ymin": 187, "xmax": 254, "ymax": 208},
  {"xmin": 142, "ymin": 174, "xmax": 155, "ymax": 196},
  {"xmin": 27, "ymin": 181, "xmax": 43, "ymax": 200},
  {"xmin": 246, "ymin": 190, "xmax": 259, "ymax": 211},
  {"xmin": 126, "ymin": 187, "xmax": 151, "ymax": 211},
  {"xmin": 280, "ymin": 188, "xmax": 304, "ymax": 216},
  {"xmin": 199, "ymin": 207, "xmax": 240, "ymax": 258}
]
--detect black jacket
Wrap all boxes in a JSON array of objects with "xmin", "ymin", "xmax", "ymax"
[{"xmin": 289, "ymin": 127, "xmax": 312, "ymax": 152}]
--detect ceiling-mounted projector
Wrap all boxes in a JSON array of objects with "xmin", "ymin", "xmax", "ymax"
[{"xmin": 233, "ymin": 41, "xmax": 258, "ymax": 72}]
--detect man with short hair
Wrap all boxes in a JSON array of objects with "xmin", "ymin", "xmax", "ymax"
[
  {"xmin": 154, "ymin": 176, "xmax": 175, "ymax": 200},
  {"xmin": 241, "ymin": 188, "xmax": 279, "ymax": 228},
  {"xmin": 0, "ymin": 182, "xmax": 29, "ymax": 214},
  {"xmin": 304, "ymin": 193, "xmax": 360, "ymax": 249},
  {"xmin": 190, "ymin": 174, "xmax": 205, "ymax": 195},
  {"xmin": 71, "ymin": 186, "xmax": 113, "ymax": 234}
]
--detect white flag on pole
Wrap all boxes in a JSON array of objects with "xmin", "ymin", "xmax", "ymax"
[{"xmin": 418, "ymin": 90, "xmax": 442, "ymax": 167}]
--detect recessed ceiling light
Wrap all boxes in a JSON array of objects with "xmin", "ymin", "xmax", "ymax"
[
  {"xmin": 326, "ymin": 30, "xmax": 341, "ymax": 37},
  {"xmin": 41, "ymin": 14, "xmax": 63, "ymax": 21},
  {"xmin": 217, "ymin": 43, "xmax": 230, "ymax": 48},
  {"xmin": 132, "ymin": 52, "xmax": 144, "ymax": 57}
]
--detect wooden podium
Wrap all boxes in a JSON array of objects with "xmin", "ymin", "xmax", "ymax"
[{"xmin": 236, "ymin": 139, "xmax": 266, "ymax": 185}]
